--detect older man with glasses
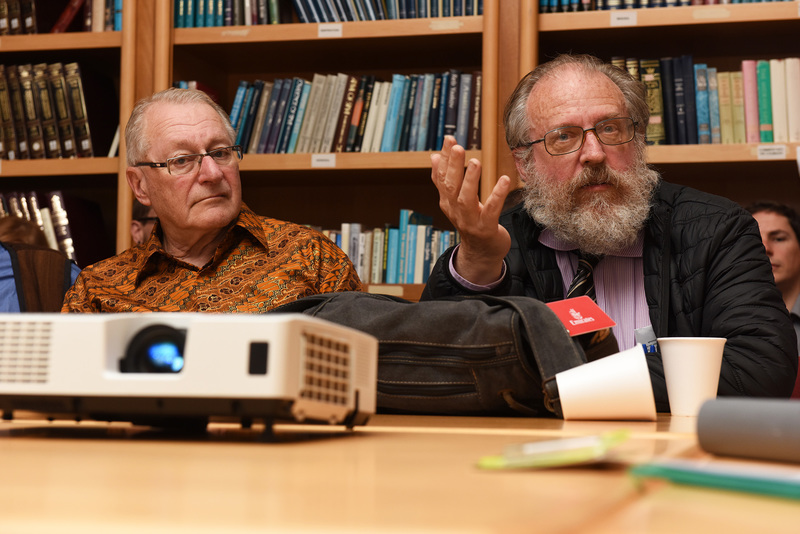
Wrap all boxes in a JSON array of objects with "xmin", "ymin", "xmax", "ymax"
[
  {"xmin": 423, "ymin": 53, "xmax": 797, "ymax": 410},
  {"xmin": 63, "ymin": 87, "xmax": 361, "ymax": 313}
]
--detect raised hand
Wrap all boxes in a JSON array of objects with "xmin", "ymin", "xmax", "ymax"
[{"xmin": 430, "ymin": 135, "xmax": 513, "ymax": 285}]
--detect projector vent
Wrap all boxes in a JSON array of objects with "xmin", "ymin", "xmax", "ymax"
[
  {"xmin": 299, "ymin": 332, "xmax": 350, "ymax": 406},
  {"xmin": 0, "ymin": 320, "xmax": 53, "ymax": 383}
]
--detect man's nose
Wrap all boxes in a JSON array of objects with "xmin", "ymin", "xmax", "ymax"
[{"xmin": 579, "ymin": 129, "xmax": 606, "ymax": 164}]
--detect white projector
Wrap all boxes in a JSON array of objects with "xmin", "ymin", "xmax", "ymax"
[{"xmin": 0, "ymin": 313, "xmax": 378, "ymax": 429}]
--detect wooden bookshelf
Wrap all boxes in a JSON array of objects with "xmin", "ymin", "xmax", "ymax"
[
  {"xmin": 0, "ymin": 2, "xmax": 137, "ymax": 263},
  {"xmin": 524, "ymin": 1, "xmax": 800, "ymax": 208}
]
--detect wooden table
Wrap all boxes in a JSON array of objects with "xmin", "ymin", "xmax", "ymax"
[{"xmin": 0, "ymin": 413, "xmax": 798, "ymax": 533}]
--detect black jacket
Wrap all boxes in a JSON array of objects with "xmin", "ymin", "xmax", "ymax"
[{"xmin": 423, "ymin": 182, "xmax": 798, "ymax": 410}]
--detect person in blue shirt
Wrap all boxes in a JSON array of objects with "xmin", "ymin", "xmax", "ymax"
[{"xmin": 0, "ymin": 216, "xmax": 80, "ymax": 312}]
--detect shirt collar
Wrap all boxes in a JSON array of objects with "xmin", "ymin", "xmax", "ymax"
[
  {"xmin": 133, "ymin": 203, "xmax": 267, "ymax": 284},
  {"xmin": 539, "ymin": 228, "xmax": 644, "ymax": 258}
]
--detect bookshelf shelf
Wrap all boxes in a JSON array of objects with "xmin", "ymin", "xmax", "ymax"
[
  {"xmin": 238, "ymin": 150, "xmax": 481, "ymax": 171},
  {"xmin": 539, "ymin": 3, "xmax": 800, "ymax": 32},
  {"xmin": 0, "ymin": 31, "xmax": 123, "ymax": 52},
  {"xmin": 0, "ymin": 157, "xmax": 120, "ymax": 177},
  {"xmin": 174, "ymin": 16, "xmax": 484, "ymax": 44},
  {"xmin": 647, "ymin": 144, "xmax": 800, "ymax": 165}
]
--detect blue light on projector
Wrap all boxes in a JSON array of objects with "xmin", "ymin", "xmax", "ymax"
[{"xmin": 147, "ymin": 342, "xmax": 185, "ymax": 372}]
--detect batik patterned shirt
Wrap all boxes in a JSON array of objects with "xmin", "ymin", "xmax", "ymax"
[{"xmin": 61, "ymin": 204, "xmax": 362, "ymax": 313}]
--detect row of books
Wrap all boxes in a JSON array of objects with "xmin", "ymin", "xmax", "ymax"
[
  {"xmin": 540, "ymin": 0, "xmax": 792, "ymax": 13},
  {"xmin": 0, "ymin": 0, "xmax": 122, "ymax": 34},
  {"xmin": 617, "ymin": 55, "xmax": 800, "ymax": 146},
  {"xmin": 0, "ymin": 62, "xmax": 98, "ymax": 160},
  {"xmin": 174, "ymin": 0, "xmax": 483, "ymax": 27},
  {"xmin": 0, "ymin": 190, "xmax": 113, "ymax": 267},
  {"xmin": 229, "ymin": 69, "xmax": 481, "ymax": 155},
  {"xmin": 322, "ymin": 209, "xmax": 459, "ymax": 285}
]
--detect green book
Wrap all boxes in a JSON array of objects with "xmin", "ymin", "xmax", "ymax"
[{"xmin": 756, "ymin": 59, "xmax": 773, "ymax": 143}]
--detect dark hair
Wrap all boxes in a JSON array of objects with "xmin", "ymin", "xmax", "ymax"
[
  {"xmin": 746, "ymin": 202, "xmax": 800, "ymax": 242},
  {"xmin": 0, "ymin": 216, "xmax": 49, "ymax": 248}
]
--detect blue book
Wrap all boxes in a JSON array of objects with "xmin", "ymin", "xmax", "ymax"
[
  {"xmin": 223, "ymin": 0, "xmax": 233, "ymax": 25},
  {"xmin": 455, "ymin": 72, "xmax": 472, "ymax": 147},
  {"xmin": 257, "ymin": 78, "xmax": 286, "ymax": 153},
  {"xmin": 215, "ymin": 0, "xmax": 224, "ymax": 25},
  {"xmin": 407, "ymin": 75, "xmax": 426, "ymax": 152},
  {"xmin": 707, "ymin": 67, "xmax": 721, "ymax": 144},
  {"xmin": 234, "ymin": 84, "xmax": 255, "ymax": 146},
  {"xmin": 694, "ymin": 63, "xmax": 711, "ymax": 144},
  {"xmin": 415, "ymin": 73, "xmax": 435, "ymax": 152},
  {"xmin": 421, "ymin": 225, "xmax": 433, "ymax": 283},
  {"xmin": 380, "ymin": 74, "xmax": 409, "ymax": 152},
  {"xmin": 114, "ymin": 0, "xmax": 123, "ymax": 30},
  {"xmin": 443, "ymin": 69, "xmax": 461, "ymax": 138},
  {"xmin": 205, "ymin": 0, "xmax": 215, "ymax": 26},
  {"xmin": 239, "ymin": 80, "xmax": 265, "ymax": 151},
  {"xmin": 406, "ymin": 0, "xmax": 417, "ymax": 18},
  {"xmin": 185, "ymin": 0, "xmax": 195, "ymax": 27},
  {"xmin": 397, "ymin": 209, "xmax": 413, "ymax": 285},
  {"xmin": 385, "ymin": 0, "xmax": 398, "ymax": 18},
  {"xmin": 278, "ymin": 78, "xmax": 306, "ymax": 154},
  {"xmin": 264, "ymin": 79, "xmax": 293, "ymax": 153},
  {"xmin": 195, "ymin": 0, "xmax": 205, "ymax": 27},
  {"xmin": 290, "ymin": 0, "xmax": 310, "ymax": 22},
  {"xmin": 286, "ymin": 81, "xmax": 312, "ymax": 154},
  {"xmin": 386, "ymin": 228, "xmax": 400, "ymax": 284},
  {"xmin": 175, "ymin": 0, "xmax": 186, "ymax": 27},
  {"xmin": 435, "ymin": 71, "xmax": 450, "ymax": 150},
  {"xmin": 405, "ymin": 224, "xmax": 417, "ymax": 284},
  {"xmin": 229, "ymin": 80, "xmax": 249, "ymax": 133},
  {"xmin": 453, "ymin": 0, "xmax": 463, "ymax": 16}
]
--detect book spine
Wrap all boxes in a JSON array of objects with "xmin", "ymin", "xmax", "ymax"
[
  {"xmin": 398, "ymin": 74, "xmax": 419, "ymax": 152},
  {"xmin": 247, "ymin": 80, "xmax": 272, "ymax": 153},
  {"xmin": 18, "ymin": 64, "xmax": 45, "ymax": 159},
  {"xmin": 380, "ymin": 74, "xmax": 408, "ymax": 152},
  {"xmin": 730, "ymin": 71, "xmax": 747, "ymax": 144},
  {"xmin": 454, "ymin": 72, "xmax": 472, "ymax": 147},
  {"xmin": 264, "ymin": 78, "xmax": 292, "ymax": 153},
  {"xmin": 32, "ymin": 64, "xmax": 62, "ymax": 159},
  {"xmin": 278, "ymin": 78, "xmax": 305, "ymax": 154},
  {"xmin": 6, "ymin": 65, "xmax": 29, "ymax": 159},
  {"xmin": 769, "ymin": 58, "xmax": 788, "ymax": 143},
  {"xmin": 295, "ymin": 74, "xmax": 325, "ymax": 153},
  {"xmin": 47, "ymin": 63, "xmax": 77, "ymax": 158},
  {"xmin": 359, "ymin": 80, "xmax": 383, "ymax": 153},
  {"xmin": 319, "ymin": 73, "xmax": 350, "ymax": 153},
  {"xmin": 467, "ymin": 70, "xmax": 482, "ymax": 149},
  {"xmin": 755, "ymin": 59, "xmax": 773, "ymax": 143},
  {"xmin": 741, "ymin": 60, "xmax": 760, "ymax": 143},
  {"xmin": 681, "ymin": 55, "xmax": 698, "ymax": 145},
  {"xmin": 346, "ymin": 75, "xmax": 369, "ymax": 152},
  {"xmin": 286, "ymin": 80, "xmax": 311, "ymax": 153},
  {"xmin": 443, "ymin": 69, "xmax": 460, "ymax": 139},
  {"xmin": 47, "ymin": 190, "xmax": 77, "ymax": 261},
  {"xmin": 63, "ymin": 62, "xmax": 93, "ymax": 157},
  {"xmin": 658, "ymin": 58, "xmax": 677, "ymax": 145},
  {"xmin": 50, "ymin": 0, "xmax": 86, "ymax": 33},
  {"xmin": 693, "ymin": 63, "xmax": 710, "ymax": 144},
  {"xmin": 0, "ymin": 65, "xmax": 19, "ymax": 160},
  {"xmin": 786, "ymin": 57, "xmax": 800, "ymax": 143},
  {"xmin": 706, "ymin": 67, "xmax": 721, "ymax": 144},
  {"xmin": 716, "ymin": 71, "xmax": 734, "ymax": 145},
  {"xmin": 228, "ymin": 80, "xmax": 250, "ymax": 134},
  {"xmin": 333, "ymin": 75, "xmax": 360, "ymax": 153}
]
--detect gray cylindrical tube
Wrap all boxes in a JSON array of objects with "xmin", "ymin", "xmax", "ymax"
[{"xmin": 697, "ymin": 398, "xmax": 800, "ymax": 464}]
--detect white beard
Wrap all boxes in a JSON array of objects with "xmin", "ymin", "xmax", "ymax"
[{"xmin": 523, "ymin": 155, "xmax": 661, "ymax": 255}]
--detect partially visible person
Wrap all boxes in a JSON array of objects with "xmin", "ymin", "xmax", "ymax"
[
  {"xmin": 747, "ymin": 201, "xmax": 800, "ymax": 398},
  {"xmin": 0, "ymin": 216, "xmax": 80, "ymax": 312},
  {"xmin": 62, "ymin": 87, "xmax": 361, "ymax": 313},
  {"xmin": 130, "ymin": 198, "xmax": 158, "ymax": 245},
  {"xmin": 424, "ymin": 53, "xmax": 797, "ymax": 409}
]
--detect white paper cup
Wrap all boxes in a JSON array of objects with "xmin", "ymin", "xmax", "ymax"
[
  {"xmin": 657, "ymin": 337, "xmax": 726, "ymax": 417},
  {"xmin": 556, "ymin": 345, "xmax": 657, "ymax": 421}
]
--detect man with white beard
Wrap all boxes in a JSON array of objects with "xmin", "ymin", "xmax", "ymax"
[{"xmin": 423, "ymin": 53, "xmax": 797, "ymax": 410}]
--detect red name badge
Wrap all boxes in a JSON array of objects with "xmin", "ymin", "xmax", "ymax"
[{"xmin": 546, "ymin": 296, "xmax": 617, "ymax": 337}]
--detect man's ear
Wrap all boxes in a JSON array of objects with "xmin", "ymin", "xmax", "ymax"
[
  {"xmin": 512, "ymin": 153, "xmax": 530, "ymax": 183},
  {"xmin": 126, "ymin": 167, "xmax": 150, "ymax": 206}
]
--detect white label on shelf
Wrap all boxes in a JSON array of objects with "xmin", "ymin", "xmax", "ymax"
[
  {"xmin": 311, "ymin": 154, "xmax": 336, "ymax": 168},
  {"xmin": 610, "ymin": 12, "xmax": 637, "ymax": 27},
  {"xmin": 757, "ymin": 145, "xmax": 787, "ymax": 160},
  {"xmin": 318, "ymin": 24, "xmax": 343, "ymax": 38},
  {"xmin": 221, "ymin": 29, "xmax": 250, "ymax": 37}
]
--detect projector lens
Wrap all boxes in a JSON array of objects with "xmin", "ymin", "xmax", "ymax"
[
  {"xmin": 146, "ymin": 342, "xmax": 185, "ymax": 372},
  {"xmin": 120, "ymin": 324, "xmax": 186, "ymax": 373}
]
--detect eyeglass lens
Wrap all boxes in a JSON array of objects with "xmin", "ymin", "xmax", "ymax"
[
  {"xmin": 167, "ymin": 146, "xmax": 241, "ymax": 175},
  {"xmin": 545, "ymin": 118, "xmax": 635, "ymax": 155}
]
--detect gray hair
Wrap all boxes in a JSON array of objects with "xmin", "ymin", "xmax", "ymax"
[
  {"xmin": 503, "ymin": 54, "xmax": 650, "ymax": 163},
  {"xmin": 125, "ymin": 87, "xmax": 235, "ymax": 166}
]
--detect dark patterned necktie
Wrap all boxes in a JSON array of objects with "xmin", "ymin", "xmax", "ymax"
[
  {"xmin": 567, "ymin": 252, "xmax": 619, "ymax": 360},
  {"xmin": 566, "ymin": 253, "xmax": 601, "ymax": 301}
]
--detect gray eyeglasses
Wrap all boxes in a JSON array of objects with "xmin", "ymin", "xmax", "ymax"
[
  {"xmin": 515, "ymin": 117, "xmax": 637, "ymax": 156},
  {"xmin": 135, "ymin": 145, "xmax": 242, "ymax": 176}
]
